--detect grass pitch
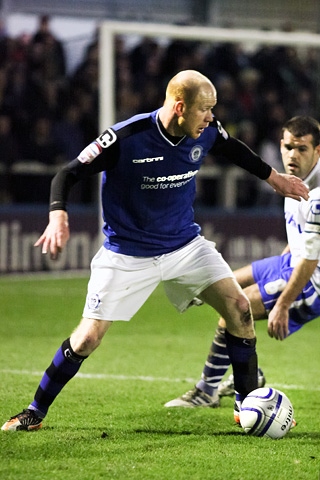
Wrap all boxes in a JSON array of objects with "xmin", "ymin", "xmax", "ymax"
[{"xmin": 0, "ymin": 275, "xmax": 319, "ymax": 480}]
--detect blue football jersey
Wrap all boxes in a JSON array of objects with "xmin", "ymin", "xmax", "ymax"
[
  {"xmin": 56, "ymin": 108, "xmax": 270, "ymax": 256},
  {"xmin": 99, "ymin": 109, "xmax": 223, "ymax": 255}
]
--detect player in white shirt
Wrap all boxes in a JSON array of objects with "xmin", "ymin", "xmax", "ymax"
[{"xmin": 165, "ymin": 116, "xmax": 320, "ymax": 422}]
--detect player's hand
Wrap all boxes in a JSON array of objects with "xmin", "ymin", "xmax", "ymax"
[
  {"xmin": 267, "ymin": 304, "xmax": 289, "ymax": 341},
  {"xmin": 34, "ymin": 210, "xmax": 70, "ymax": 260},
  {"xmin": 266, "ymin": 168, "xmax": 309, "ymax": 201}
]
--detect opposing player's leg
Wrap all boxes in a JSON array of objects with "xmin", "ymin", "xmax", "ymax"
[
  {"xmin": 232, "ymin": 263, "xmax": 256, "ymax": 289},
  {"xmin": 1, "ymin": 318, "xmax": 111, "ymax": 431},
  {"xmin": 164, "ymin": 323, "xmax": 228, "ymax": 407}
]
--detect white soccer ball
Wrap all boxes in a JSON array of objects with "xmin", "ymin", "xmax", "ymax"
[{"xmin": 239, "ymin": 387, "xmax": 294, "ymax": 439}]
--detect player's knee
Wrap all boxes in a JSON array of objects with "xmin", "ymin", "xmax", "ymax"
[{"xmin": 237, "ymin": 294, "xmax": 252, "ymax": 325}]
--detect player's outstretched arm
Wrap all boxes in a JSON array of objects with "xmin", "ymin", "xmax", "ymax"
[
  {"xmin": 266, "ymin": 168, "xmax": 309, "ymax": 201},
  {"xmin": 267, "ymin": 257, "xmax": 318, "ymax": 340},
  {"xmin": 34, "ymin": 210, "xmax": 70, "ymax": 260}
]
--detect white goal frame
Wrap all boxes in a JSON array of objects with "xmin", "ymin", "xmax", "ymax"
[{"xmin": 99, "ymin": 20, "xmax": 320, "ymax": 130}]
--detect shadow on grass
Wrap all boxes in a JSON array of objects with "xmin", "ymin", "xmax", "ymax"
[
  {"xmin": 35, "ymin": 425, "xmax": 320, "ymax": 441},
  {"xmin": 135, "ymin": 428, "xmax": 242, "ymax": 436},
  {"xmin": 132, "ymin": 428, "xmax": 320, "ymax": 440}
]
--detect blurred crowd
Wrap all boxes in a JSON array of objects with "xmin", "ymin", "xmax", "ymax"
[
  {"xmin": 0, "ymin": 15, "xmax": 99, "ymax": 204},
  {"xmin": 0, "ymin": 15, "xmax": 319, "ymax": 207}
]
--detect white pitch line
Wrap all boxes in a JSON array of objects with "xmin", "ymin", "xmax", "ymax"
[{"xmin": 0, "ymin": 369, "xmax": 319, "ymax": 391}]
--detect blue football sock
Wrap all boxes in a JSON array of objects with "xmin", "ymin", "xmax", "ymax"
[
  {"xmin": 225, "ymin": 329, "xmax": 258, "ymax": 399},
  {"xmin": 29, "ymin": 338, "xmax": 87, "ymax": 417}
]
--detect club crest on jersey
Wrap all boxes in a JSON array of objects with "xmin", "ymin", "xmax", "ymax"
[
  {"xmin": 97, "ymin": 129, "xmax": 117, "ymax": 148},
  {"xmin": 87, "ymin": 293, "xmax": 100, "ymax": 310},
  {"xmin": 189, "ymin": 145, "xmax": 203, "ymax": 162}
]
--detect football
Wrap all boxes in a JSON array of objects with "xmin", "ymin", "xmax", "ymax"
[{"xmin": 239, "ymin": 387, "xmax": 294, "ymax": 439}]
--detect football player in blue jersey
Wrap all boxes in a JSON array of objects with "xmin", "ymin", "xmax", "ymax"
[
  {"xmin": 2, "ymin": 70, "xmax": 308, "ymax": 431},
  {"xmin": 165, "ymin": 115, "xmax": 320, "ymax": 424}
]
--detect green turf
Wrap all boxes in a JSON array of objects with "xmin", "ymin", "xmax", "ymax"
[{"xmin": 0, "ymin": 275, "xmax": 319, "ymax": 480}]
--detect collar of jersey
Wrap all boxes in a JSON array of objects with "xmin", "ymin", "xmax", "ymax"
[{"xmin": 156, "ymin": 110, "xmax": 186, "ymax": 146}]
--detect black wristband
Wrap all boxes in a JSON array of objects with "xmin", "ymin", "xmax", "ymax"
[{"xmin": 49, "ymin": 200, "xmax": 67, "ymax": 212}]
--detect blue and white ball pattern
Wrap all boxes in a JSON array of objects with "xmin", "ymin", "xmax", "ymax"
[{"xmin": 239, "ymin": 387, "xmax": 294, "ymax": 439}]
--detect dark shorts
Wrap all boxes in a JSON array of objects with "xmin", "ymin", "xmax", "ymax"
[{"xmin": 252, "ymin": 252, "xmax": 320, "ymax": 335}]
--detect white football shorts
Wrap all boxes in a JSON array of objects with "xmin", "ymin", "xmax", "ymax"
[{"xmin": 82, "ymin": 235, "xmax": 234, "ymax": 321}]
